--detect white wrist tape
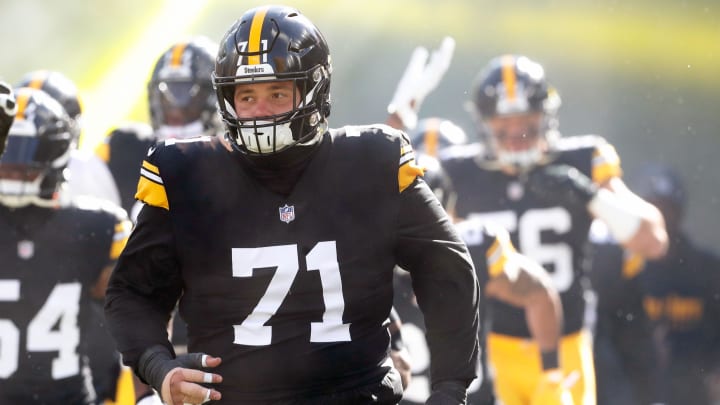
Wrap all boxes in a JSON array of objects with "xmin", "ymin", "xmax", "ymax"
[{"xmin": 588, "ymin": 188, "xmax": 642, "ymax": 243}]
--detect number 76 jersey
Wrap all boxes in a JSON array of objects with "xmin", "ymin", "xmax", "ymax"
[{"xmin": 442, "ymin": 135, "xmax": 622, "ymax": 337}]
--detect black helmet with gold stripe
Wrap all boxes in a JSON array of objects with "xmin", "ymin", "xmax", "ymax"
[
  {"xmin": 213, "ymin": 5, "xmax": 332, "ymax": 155},
  {"xmin": 468, "ymin": 54, "xmax": 561, "ymax": 169},
  {"xmin": 15, "ymin": 70, "xmax": 82, "ymax": 142},
  {"xmin": 148, "ymin": 36, "xmax": 221, "ymax": 140},
  {"xmin": 0, "ymin": 87, "xmax": 73, "ymax": 207}
]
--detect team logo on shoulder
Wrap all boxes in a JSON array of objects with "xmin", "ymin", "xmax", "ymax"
[
  {"xmin": 17, "ymin": 240, "xmax": 34, "ymax": 260},
  {"xmin": 279, "ymin": 204, "xmax": 295, "ymax": 224}
]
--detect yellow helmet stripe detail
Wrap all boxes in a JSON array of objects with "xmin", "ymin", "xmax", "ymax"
[
  {"xmin": 424, "ymin": 118, "xmax": 440, "ymax": 157},
  {"xmin": 500, "ymin": 55, "xmax": 517, "ymax": 101},
  {"xmin": 27, "ymin": 71, "xmax": 49, "ymax": 90},
  {"xmin": 170, "ymin": 42, "xmax": 188, "ymax": 67},
  {"xmin": 248, "ymin": 6, "xmax": 269, "ymax": 65},
  {"xmin": 14, "ymin": 91, "xmax": 30, "ymax": 120}
]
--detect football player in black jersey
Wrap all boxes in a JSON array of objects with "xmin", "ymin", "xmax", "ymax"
[
  {"xmin": 588, "ymin": 220, "xmax": 664, "ymax": 405},
  {"xmin": 441, "ymin": 54, "xmax": 668, "ymax": 405},
  {"xmin": 0, "ymin": 87, "xmax": 132, "ymax": 405},
  {"xmin": 0, "ymin": 80, "xmax": 15, "ymax": 157},
  {"xmin": 14, "ymin": 69, "xmax": 132, "ymax": 405},
  {"xmin": 104, "ymin": 5, "xmax": 479, "ymax": 405},
  {"xmin": 630, "ymin": 164, "xmax": 720, "ymax": 405},
  {"xmin": 386, "ymin": 114, "xmax": 569, "ymax": 405}
]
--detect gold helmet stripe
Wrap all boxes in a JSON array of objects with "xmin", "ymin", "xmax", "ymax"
[
  {"xmin": 27, "ymin": 71, "xmax": 49, "ymax": 90},
  {"xmin": 423, "ymin": 118, "xmax": 440, "ymax": 157},
  {"xmin": 500, "ymin": 55, "xmax": 517, "ymax": 101},
  {"xmin": 14, "ymin": 91, "xmax": 30, "ymax": 120},
  {"xmin": 248, "ymin": 6, "xmax": 270, "ymax": 65},
  {"xmin": 170, "ymin": 42, "xmax": 188, "ymax": 67}
]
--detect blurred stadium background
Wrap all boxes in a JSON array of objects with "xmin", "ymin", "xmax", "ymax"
[{"xmin": 1, "ymin": 0, "xmax": 718, "ymax": 246}]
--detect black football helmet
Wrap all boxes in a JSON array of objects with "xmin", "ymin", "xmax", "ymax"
[
  {"xmin": 148, "ymin": 36, "xmax": 221, "ymax": 140},
  {"xmin": 469, "ymin": 54, "xmax": 561, "ymax": 168},
  {"xmin": 0, "ymin": 87, "xmax": 73, "ymax": 207},
  {"xmin": 0, "ymin": 81, "xmax": 16, "ymax": 156},
  {"xmin": 213, "ymin": 5, "xmax": 332, "ymax": 155},
  {"xmin": 16, "ymin": 70, "xmax": 82, "ymax": 142},
  {"xmin": 408, "ymin": 117, "xmax": 467, "ymax": 158}
]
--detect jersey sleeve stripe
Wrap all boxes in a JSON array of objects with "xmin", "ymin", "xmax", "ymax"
[
  {"xmin": 398, "ymin": 160, "xmax": 424, "ymax": 193},
  {"xmin": 110, "ymin": 219, "xmax": 133, "ymax": 260},
  {"xmin": 622, "ymin": 252, "xmax": 645, "ymax": 279},
  {"xmin": 142, "ymin": 160, "xmax": 161, "ymax": 176},
  {"xmin": 135, "ymin": 177, "xmax": 169, "ymax": 210},
  {"xmin": 486, "ymin": 232, "xmax": 516, "ymax": 278},
  {"xmin": 140, "ymin": 167, "xmax": 163, "ymax": 185},
  {"xmin": 592, "ymin": 144, "xmax": 622, "ymax": 183},
  {"xmin": 95, "ymin": 142, "xmax": 110, "ymax": 163}
]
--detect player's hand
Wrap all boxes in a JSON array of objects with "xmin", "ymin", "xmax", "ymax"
[
  {"xmin": 160, "ymin": 352, "xmax": 223, "ymax": 405},
  {"xmin": 530, "ymin": 369, "xmax": 577, "ymax": 405},
  {"xmin": 526, "ymin": 164, "xmax": 597, "ymax": 211},
  {"xmin": 387, "ymin": 37, "xmax": 455, "ymax": 130},
  {"xmin": 138, "ymin": 345, "xmax": 222, "ymax": 405},
  {"xmin": 425, "ymin": 380, "xmax": 467, "ymax": 405}
]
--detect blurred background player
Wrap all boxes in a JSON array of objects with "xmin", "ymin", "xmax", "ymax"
[
  {"xmin": 0, "ymin": 87, "xmax": 131, "ymax": 404},
  {"xmin": 96, "ymin": 36, "xmax": 220, "ymax": 222},
  {"xmin": 14, "ymin": 70, "xmax": 131, "ymax": 404},
  {"xmin": 441, "ymin": 54, "xmax": 668, "ymax": 405},
  {"xmin": 0, "ymin": 80, "xmax": 16, "ymax": 156},
  {"xmin": 589, "ymin": 219, "xmax": 664, "ymax": 405},
  {"xmin": 630, "ymin": 164, "xmax": 720, "ymax": 405},
  {"xmin": 147, "ymin": 35, "xmax": 221, "ymax": 141},
  {"xmin": 15, "ymin": 70, "xmax": 121, "ymax": 205}
]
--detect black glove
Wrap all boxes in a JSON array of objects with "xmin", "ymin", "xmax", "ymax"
[
  {"xmin": 137, "ymin": 345, "xmax": 208, "ymax": 393},
  {"xmin": 425, "ymin": 380, "xmax": 468, "ymax": 405},
  {"xmin": 526, "ymin": 164, "xmax": 598, "ymax": 211},
  {"xmin": 0, "ymin": 81, "xmax": 16, "ymax": 156}
]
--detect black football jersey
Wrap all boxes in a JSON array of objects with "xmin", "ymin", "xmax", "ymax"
[
  {"xmin": 395, "ymin": 220, "xmax": 514, "ymax": 404},
  {"xmin": 0, "ymin": 198, "xmax": 131, "ymax": 405},
  {"xmin": 442, "ymin": 135, "xmax": 622, "ymax": 337},
  {"xmin": 105, "ymin": 127, "xmax": 479, "ymax": 403},
  {"xmin": 96, "ymin": 125, "xmax": 156, "ymax": 216}
]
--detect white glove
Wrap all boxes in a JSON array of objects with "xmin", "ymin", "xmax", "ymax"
[{"xmin": 387, "ymin": 36, "xmax": 455, "ymax": 130}]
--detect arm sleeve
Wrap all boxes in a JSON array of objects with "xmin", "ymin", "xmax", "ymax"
[
  {"xmin": 104, "ymin": 204, "xmax": 183, "ymax": 372},
  {"xmin": 395, "ymin": 179, "xmax": 480, "ymax": 387}
]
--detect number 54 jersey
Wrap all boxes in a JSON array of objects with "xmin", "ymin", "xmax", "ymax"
[
  {"xmin": 0, "ymin": 199, "xmax": 131, "ymax": 405},
  {"xmin": 442, "ymin": 135, "xmax": 621, "ymax": 338},
  {"xmin": 105, "ymin": 127, "xmax": 479, "ymax": 403}
]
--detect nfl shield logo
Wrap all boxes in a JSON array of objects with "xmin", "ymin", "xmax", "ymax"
[
  {"xmin": 279, "ymin": 204, "xmax": 295, "ymax": 224},
  {"xmin": 17, "ymin": 240, "xmax": 34, "ymax": 260}
]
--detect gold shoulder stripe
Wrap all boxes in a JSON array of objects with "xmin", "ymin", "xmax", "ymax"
[
  {"xmin": 622, "ymin": 252, "xmax": 645, "ymax": 279},
  {"xmin": 398, "ymin": 160, "xmax": 424, "ymax": 193},
  {"xmin": 486, "ymin": 231, "xmax": 516, "ymax": 278},
  {"xmin": 592, "ymin": 143, "xmax": 622, "ymax": 183},
  {"xmin": 136, "ymin": 160, "xmax": 168, "ymax": 210},
  {"xmin": 142, "ymin": 160, "xmax": 161, "ymax": 176},
  {"xmin": 95, "ymin": 142, "xmax": 110, "ymax": 163},
  {"xmin": 110, "ymin": 219, "xmax": 133, "ymax": 260}
]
